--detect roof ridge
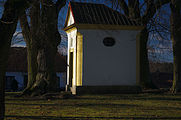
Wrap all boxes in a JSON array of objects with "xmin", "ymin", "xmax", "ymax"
[
  {"xmin": 70, "ymin": 1, "xmax": 104, "ymax": 5},
  {"xmin": 70, "ymin": 2, "xmax": 125, "ymax": 17}
]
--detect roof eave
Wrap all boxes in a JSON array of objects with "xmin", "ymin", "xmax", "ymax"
[
  {"xmin": 63, "ymin": 23, "xmax": 144, "ymax": 31},
  {"xmin": 63, "ymin": 24, "xmax": 77, "ymax": 32}
]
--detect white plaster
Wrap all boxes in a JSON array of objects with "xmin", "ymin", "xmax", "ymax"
[
  {"xmin": 78, "ymin": 29, "xmax": 140, "ymax": 86},
  {"xmin": 67, "ymin": 10, "xmax": 75, "ymax": 27},
  {"xmin": 66, "ymin": 28, "xmax": 77, "ymax": 86},
  {"xmin": 66, "ymin": 28, "xmax": 140, "ymax": 88},
  {"xmin": 65, "ymin": 5, "xmax": 141, "ymax": 88}
]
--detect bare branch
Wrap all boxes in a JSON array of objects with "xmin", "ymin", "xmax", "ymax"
[
  {"xmin": 118, "ymin": 0, "xmax": 129, "ymax": 16},
  {"xmin": 19, "ymin": 10, "xmax": 31, "ymax": 43},
  {"xmin": 128, "ymin": 0, "xmax": 140, "ymax": 18},
  {"xmin": 30, "ymin": 1, "xmax": 40, "ymax": 35},
  {"xmin": 142, "ymin": 0, "xmax": 170, "ymax": 24}
]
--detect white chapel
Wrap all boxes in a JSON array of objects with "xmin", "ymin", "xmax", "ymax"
[{"xmin": 63, "ymin": 2, "xmax": 143, "ymax": 94}]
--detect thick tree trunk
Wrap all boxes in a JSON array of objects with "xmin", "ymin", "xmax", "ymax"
[
  {"xmin": 30, "ymin": 46, "xmax": 58, "ymax": 96},
  {"xmin": 170, "ymin": 0, "xmax": 181, "ymax": 93},
  {"xmin": 127, "ymin": 0, "xmax": 153, "ymax": 88},
  {"xmin": 0, "ymin": 22, "xmax": 15, "ymax": 119},
  {"xmin": 0, "ymin": 20, "xmax": 17, "ymax": 120},
  {"xmin": 19, "ymin": 0, "xmax": 66, "ymax": 96},
  {"xmin": 0, "ymin": 0, "xmax": 25, "ymax": 118},
  {"xmin": 20, "ymin": 0, "xmax": 63, "ymax": 96},
  {"xmin": 30, "ymin": 2, "xmax": 61, "ymax": 96},
  {"xmin": 19, "ymin": 4, "xmax": 39, "ymax": 95},
  {"xmin": 125, "ymin": 0, "xmax": 170, "ymax": 88},
  {"xmin": 139, "ymin": 27, "xmax": 155, "ymax": 88},
  {"xmin": 24, "ymin": 44, "xmax": 37, "ymax": 93}
]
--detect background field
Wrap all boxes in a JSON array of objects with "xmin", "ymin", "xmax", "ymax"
[{"xmin": 5, "ymin": 92, "xmax": 181, "ymax": 120}]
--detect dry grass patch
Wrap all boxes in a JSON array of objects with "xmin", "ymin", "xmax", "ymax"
[{"xmin": 5, "ymin": 92, "xmax": 181, "ymax": 120}]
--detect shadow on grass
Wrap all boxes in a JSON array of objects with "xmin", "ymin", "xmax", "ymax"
[
  {"xmin": 6, "ymin": 97, "xmax": 181, "ymax": 103},
  {"xmin": 5, "ymin": 115, "xmax": 181, "ymax": 120},
  {"xmin": 5, "ymin": 92, "xmax": 181, "ymax": 102},
  {"xmin": 76, "ymin": 94, "xmax": 181, "ymax": 101},
  {"xmin": 5, "ymin": 102, "xmax": 140, "ymax": 108},
  {"xmin": 5, "ymin": 98, "xmax": 46, "ymax": 101},
  {"xmin": 5, "ymin": 102, "xmax": 181, "ymax": 111}
]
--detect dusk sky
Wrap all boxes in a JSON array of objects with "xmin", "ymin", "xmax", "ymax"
[{"xmin": 0, "ymin": 0, "xmax": 173, "ymax": 62}]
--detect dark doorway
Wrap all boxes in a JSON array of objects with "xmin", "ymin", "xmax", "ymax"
[{"xmin": 69, "ymin": 52, "xmax": 73, "ymax": 87}]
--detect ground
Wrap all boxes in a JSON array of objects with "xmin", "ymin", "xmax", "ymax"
[{"xmin": 5, "ymin": 92, "xmax": 181, "ymax": 120}]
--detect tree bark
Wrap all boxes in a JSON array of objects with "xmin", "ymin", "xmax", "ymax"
[
  {"xmin": 31, "ymin": 47, "xmax": 58, "ymax": 96},
  {"xmin": 19, "ymin": 0, "xmax": 66, "ymax": 96},
  {"xmin": 0, "ymin": 5, "xmax": 18, "ymax": 120},
  {"xmin": 128, "ymin": 0, "xmax": 140, "ymax": 19},
  {"xmin": 125, "ymin": 1, "xmax": 153, "ymax": 88},
  {"xmin": 124, "ymin": 0, "xmax": 152, "ymax": 88},
  {"xmin": 0, "ymin": 20, "xmax": 15, "ymax": 119},
  {"xmin": 138, "ymin": 27, "xmax": 155, "ymax": 88},
  {"xmin": 19, "ymin": 2, "xmax": 40, "ymax": 95},
  {"xmin": 30, "ymin": 1, "xmax": 61, "ymax": 96},
  {"xmin": 20, "ymin": 17, "xmax": 38, "ymax": 95},
  {"xmin": 0, "ymin": 0, "xmax": 30, "ymax": 119},
  {"xmin": 170, "ymin": 0, "xmax": 181, "ymax": 93}
]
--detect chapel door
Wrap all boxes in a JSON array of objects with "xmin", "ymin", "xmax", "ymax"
[{"xmin": 69, "ymin": 52, "xmax": 73, "ymax": 87}]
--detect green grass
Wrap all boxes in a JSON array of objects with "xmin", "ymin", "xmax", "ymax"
[{"xmin": 5, "ymin": 92, "xmax": 181, "ymax": 120}]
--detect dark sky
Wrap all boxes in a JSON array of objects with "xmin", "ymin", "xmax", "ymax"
[{"xmin": 0, "ymin": 0, "xmax": 173, "ymax": 62}]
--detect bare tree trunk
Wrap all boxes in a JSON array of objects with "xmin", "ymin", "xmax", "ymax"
[
  {"xmin": 24, "ymin": 43, "xmax": 37, "ymax": 93},
  {"xmin": 31, "ymin": 1, "xmax": 61, "ymax": 96},
  {"xmin": 20, "ymin": 18, "xmax": 38, "ymax": 95},
  {"xmin": 19, "ymin": 0, "xmax": 66, "ymax": 96},
  {"xmin": 19, "ymin": 2, "xmax": 40, "ymax": 95},
  {"xmin": 0, "ymin": 21, "xmax": 15, "ymax": 120},
  {"xmin": 126, "ymin": 1, "xmax": 154, "ymax": 88},
  {"xmin": 139, "ymin": 27, "xmax": 154, "ymax": 88},
  {"xmin": 0, "ymin": 19, "xmax": 14, "ymax": 119},
  {"xmin": 170, "ymin": 0, "xmax": 181, "ymax": 93},
  {"xmin": 31, "ymin": 47, "xmax": 58, "ymax": 96},
  {"xmin": 0, "ymin": 0, "xmax": 29, "ymax": 118}
]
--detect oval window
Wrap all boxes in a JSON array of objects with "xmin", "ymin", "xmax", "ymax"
[{"xmin": 103, "ymin": 37, "xmax": 115, "ymax": 47}]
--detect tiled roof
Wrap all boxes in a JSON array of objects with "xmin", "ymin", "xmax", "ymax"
[
  {"xmin": 65, "ymin": 2, "xmax": 141, "ymax": 26},
  {"xmin": 6, "ymin": 47, "xmax": 67, "ymax": 73},
  {"xmin": 6, "ymin": 47, "xmax": 27, "ymax": 72}
]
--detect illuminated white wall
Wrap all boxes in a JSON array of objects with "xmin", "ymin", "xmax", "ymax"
[{"xmin": 79, "ymin": 29, "xmax": 139, "ymax": 86}]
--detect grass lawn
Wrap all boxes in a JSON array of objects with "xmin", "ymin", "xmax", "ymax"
[{"xmin": 5, "ymin": 92, "xmax": 181, "ymax": 120}]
